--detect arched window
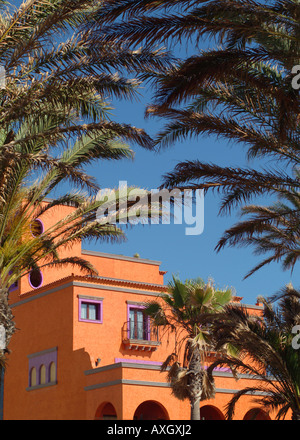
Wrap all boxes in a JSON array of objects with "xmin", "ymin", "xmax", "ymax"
[
  {"xmin": 95, "ymin": 402, "xmax": 117, "ymax": 420},
  {"xmin": 200, "ymin": 405, "xmax": 225, "ymax": 420},
  {"xmin": 49, "ymin": 362, "xmax": 56, "ymax": 383},
  {"xmin": 133, "ymin": 401, "xmax": 169, "ymax": 420},
  {"xmin": 243, "ymin": 408, "xmax": 271, "ymax": 420},
  {"xmin": 40, "ymin": 365, "xmax": 46, "ymax": 384},
  {"xmin": 30, "ymin": 367, "xmax": 37, "ymax": 387}
]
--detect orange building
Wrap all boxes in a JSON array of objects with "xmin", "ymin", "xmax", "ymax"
[{"xmin": 1, "ymin": 206, "xmax": 276, "ymax": 420}]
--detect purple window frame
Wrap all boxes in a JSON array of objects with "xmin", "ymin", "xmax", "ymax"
[
  {"xmin": 79, "ymin": 297, "xmax": 103, "ymax": 323},
  {"xmin": 127, "ymin": 304, "xmax": 150, "ymax": 341},
  {"xmin": 28, "ymin": 269, "xmax": 43, "ymax": 289}
]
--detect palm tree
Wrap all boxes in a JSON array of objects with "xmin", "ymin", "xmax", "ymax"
[
  {"xmin": 0, "ymin": 0, "xmax": 171, "ymax": 157},
  {"xmin": 215, "ymin": 185, "xmax": 300, "ymax": 278},
  {"xmin": 206, "ymin": 284, "xmax": 300, "ymax": 420},
  {"xmin": 91, "ymin": 0, "xmax": 299, "ymax": 121},
  {"xmin": 93, "ymin": 0, "xmax": 300, "ymax": 110},
  {"xmin": 144, "ymin": 276, "xmax": 232, "ymax": 420},
  {"xmin": 0, "ymin": 0, "xmax": 168, "ymax": 367},
  {"xmin": 91, "ymin": 0, "xmax": 300, "ymax": 277},
  {"xmin": 153, "ymin": 53, "xmax": 300, "ymax": 274},
  {"xmin": 0, "ymin": 120, "xmax": 160, "ymax": 368}
]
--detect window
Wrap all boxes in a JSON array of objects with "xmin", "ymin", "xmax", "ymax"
[
  {"xmin": 123, "ymin": 302, "xmax": 160, "ymax": 350},
  {"xmin": 49, "ymin": 362, "xmax": 56, "ymax": 383},
  {"xmin": 29, "ymin": 269, "xmax": 43, "ymax": 289},
  {"xmin": 81, "ymin": 302, "xmax": 98, "ymax": 321},
  {"xmin": 40, "ymin": 365, "xmax": 46, "ymax": 384},
  {"xmin": 27, "ymin": 347, "xmax": 57, "ymax": 390},
  {"xmin": 128, "ymin": 306, "xmax": 150, "ymax": 341},
  {"xmin": 78, "ymin": 296, "xmax": 103, "ymax": 323},
  {"xmin": 30, "ymin": 219, "xmax": 44, "ymax": 237},
  {"xmin": 30, "ymin": 367, "xmax": 37, "ymax": 387}
]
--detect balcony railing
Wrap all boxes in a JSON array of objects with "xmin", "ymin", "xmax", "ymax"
[{"xmin": 122, "ymin": 320, "xmax": 160, "ymax": 351}]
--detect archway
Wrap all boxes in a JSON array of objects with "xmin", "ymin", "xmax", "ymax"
[
  {"xmin": 243, "ymin": 408, "xmax": 271, "ymax": 420},
  {"xmin": 200, "ymin": 405, "xmax": 225, "ymax": 420},
  {"xmin": 133, "ymin": 400, "xmax": 169, "ymax": 420},
  {"xmin": 95, "ymin": 402, "xmax": 117, "ymax": 420}
]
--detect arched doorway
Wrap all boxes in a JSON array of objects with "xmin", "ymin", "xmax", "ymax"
[
  {"xmin": 200, "ymin": 405, "xmax": 225, "ymax": 420},
  {"xmin": 133, "ymin": 400, "xmax": 169, "ymax": 420},
  {"xmin": 95, "ymin": 402, "xmax": 117, "ymax": 420},
  {"xmin": 243, "ymin": 408, "xmax": 271, "ymax": 420}
]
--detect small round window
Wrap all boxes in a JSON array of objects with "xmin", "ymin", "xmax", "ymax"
[
  {"xmin": 30, "ymin": 219, "xmax": 44, "ymax": 237},
  {"xmin": 29, "ymin": 269, "xmax": 43, "ymax": 289}
]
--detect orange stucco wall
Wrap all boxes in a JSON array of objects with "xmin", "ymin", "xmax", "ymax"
[{"xmin": 2, "ymin": 202, "xmax": 283, "ymax": 420}]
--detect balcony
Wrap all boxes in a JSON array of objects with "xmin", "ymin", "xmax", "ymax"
[{"xmin": 122, "ymin": 320, "xmax": 160, "ymax": 351}]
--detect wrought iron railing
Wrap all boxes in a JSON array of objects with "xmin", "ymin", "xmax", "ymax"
[{"xmin": 122, "ymin": 320, "xmax": 159, "ymax": 343}]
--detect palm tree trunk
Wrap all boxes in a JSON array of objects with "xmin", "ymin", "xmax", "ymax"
[
  {"xmin": 187, "ymin": 345, "xmax": 203, "ymax": 420},
  {"xmin": 0, "ymin": 364, "xmax": 4, "ymax": 420},
  {"xmin": 0, "ymin": 288, "xmax": 13, "ymax": 422},
  {"xmin": 0, "ymin": 288, "xmax": 15, "ymax": 364},
  {"xmin": 190, "ymin": 397, "xmax": 201, "ymax": 420}
]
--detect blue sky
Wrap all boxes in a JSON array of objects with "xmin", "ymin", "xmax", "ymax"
[
  {"xmin": 30, "ymin": 2, "xmax": 297, "ymax": 306},
  {"xmin": 81, "ymin": 90, "xmax": 298, "ymax": 306}
]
